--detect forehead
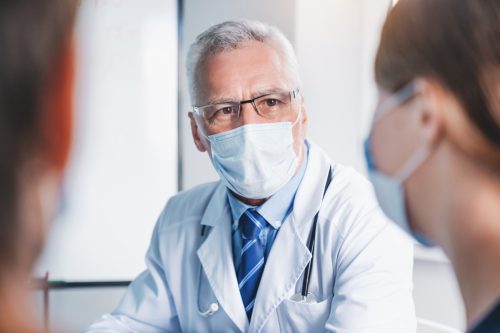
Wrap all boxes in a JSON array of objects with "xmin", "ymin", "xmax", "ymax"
[{"xmin": 197, "ymin": 40, "xmax": 293, "ymax": 102}]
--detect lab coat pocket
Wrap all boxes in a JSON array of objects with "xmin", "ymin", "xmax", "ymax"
[{"xmin": 277, "ymin": 295, "xmax": 332, "ymax": 332}]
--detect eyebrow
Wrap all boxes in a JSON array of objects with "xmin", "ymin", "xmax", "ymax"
[{"xmin": 204, "ymin": 87, "xmax": 288, "ymax": 106}]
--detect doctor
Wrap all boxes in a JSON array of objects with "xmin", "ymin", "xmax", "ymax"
[{"xmin": 87, "ymin": 20, "xmax": 415, "ymax": 332}]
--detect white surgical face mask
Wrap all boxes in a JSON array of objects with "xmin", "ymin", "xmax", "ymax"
[
  {"xmin": 203, "ymin": 112, "xmax": 302, "ymax": 199},
  {"xmin": 365, "ymin": 83, "xmax": 434, "ymax": 247}
]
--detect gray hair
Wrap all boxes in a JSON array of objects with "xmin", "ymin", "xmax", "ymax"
[{"xmin": 186, "ymin": 20, "xmax": 301, "ymax": 105}]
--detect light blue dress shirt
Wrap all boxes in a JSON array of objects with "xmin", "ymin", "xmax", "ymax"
[{"xmin": 227, "ymin": 143, "xmax": 309, "ymax": 269}]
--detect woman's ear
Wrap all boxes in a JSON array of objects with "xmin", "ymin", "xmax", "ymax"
[
  {"xmin": 413, "ymin": 79, "xmax": 446, "ymax": 147},
  {"xmin": 41, "ymin": 36, "xmax": 75, "ymax": 172},
  {"xmin": 189, "ymin": 112, "xmax": 207, "ymax": 152}
]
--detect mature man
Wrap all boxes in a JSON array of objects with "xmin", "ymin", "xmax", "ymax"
[{"xmin": 88, "ymin": 20, "xmax": 415, "ymax": 332}]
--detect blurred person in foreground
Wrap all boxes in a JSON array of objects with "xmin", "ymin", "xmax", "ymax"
[
  {"xmin": 366, "ymin": 0, "xmax": 500, "ymax": 332},
  {"xmin": 0, "ymin": 0, "xmax": 77, "ymax": 332}
]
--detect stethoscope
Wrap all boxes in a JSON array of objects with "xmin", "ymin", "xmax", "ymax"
[{"xmin": 197, "ymin": 167, "xmax": 333, "ymax": 317}]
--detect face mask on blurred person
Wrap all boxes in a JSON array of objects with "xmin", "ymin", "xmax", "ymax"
[
  {"xmin": 364, "ymin": 82, "xmax": 435, "ymax": 247},
  {"xmin": 204, "ymin": 111, "xmax": 302, "ymax": 199}
]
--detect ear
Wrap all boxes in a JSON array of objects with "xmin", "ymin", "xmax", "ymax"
[
  {"xmin": 414, "ymin": 79, "xmax": 446, "ymax": 147},
  {"xmin": 41, "ymin": 36, "xmax": 75, "ymax": 172},
  {"xmin": 300, "ymin": 96, "xmax": 308, "ymax": 122},
  {"xmin": 299, "ymin": 95, "xmax": 308, "ymax": 134},
  {"xmin": 189, "ymin": 112, "xmax": 207, "ymax": 152}
]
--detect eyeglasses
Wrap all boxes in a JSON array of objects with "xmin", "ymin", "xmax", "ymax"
[{"xmin": 193, "ymin": 89, "xmax": 300, "ymax": 132}]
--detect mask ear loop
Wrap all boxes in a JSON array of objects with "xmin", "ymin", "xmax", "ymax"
[
  {"xmin": 291, "ymin": 109, "xmax": 302, "ymax": 128},
  {"xmin": 192, "ymin": 114, "xmax": 217, "ymax": 158},
  {"xmin": 373, "ymin": 82, "xmax": 417, "ymax": 123},
  {"xmin": 373, "ymin": 81, "xmax": 433, "ymax": 182},
  {"xmin": 289, "ymin": 93, "xmax": 305, "ymax": 162},
  {"xmin": 290, "ymin": 90, "xmax": 304, "ymax": 128},
  {"xmin": 394, "ymin": 145, "xmax": 432, "ymax": 182},
  {"xmin": 193, "ymin": 110, "xmax": 211, "ymax": 142},
  {"xmin": 198, "ymin": 125, "xmax": 209, "ymax": 140},
  {"xmin": 367, "ymin": 82, "xmax": 416, "ymax": 170}
]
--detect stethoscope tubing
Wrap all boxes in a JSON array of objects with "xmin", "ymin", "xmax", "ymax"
[{"xmin": 301, "ymin": 167, "xmax": 332, "ymax": 298}]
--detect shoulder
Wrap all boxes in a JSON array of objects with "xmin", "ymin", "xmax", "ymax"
[
  {"xmin": 307, "ymin": 143, "xmax": 377, "ymax": 208},
  {"xmin": 321, "ymin": 165, "xmax": 413, "ymax": 281},
  {"xmin": 143, "ymin": 182, "xmax": 225, "ymax": 275},
  {"xmin": 322, "ymin": 164, "xmax": 409, "ymax": 247},
  {"xmin": 156, "ymin": 181, "xmax": 222, "ymax": 233},
  {"xmin": 327, "ymin": 164, "xmax": 379, "ymax": 214}
]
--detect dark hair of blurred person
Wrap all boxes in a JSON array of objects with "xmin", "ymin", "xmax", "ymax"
[
  {"xmin": 369, "ymin": 0, "xmax": 500, "ymax": 331},
  {"xmin": 0, "ymin": 0, "xmax": 77, "ymax": 331}
]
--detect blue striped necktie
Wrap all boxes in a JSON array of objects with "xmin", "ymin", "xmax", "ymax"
[{"xmin": 237, "ymin": 208, "xmax": 267, "ymax": 320}]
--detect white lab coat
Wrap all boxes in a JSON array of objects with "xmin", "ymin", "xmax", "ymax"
[{"xmin": 87, "ymin": 142, "xmax": 416, "ymax": 333}]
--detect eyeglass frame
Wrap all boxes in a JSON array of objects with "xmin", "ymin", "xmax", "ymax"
[{"xmin": 192, "ymin": 88, "xmax": 301, "ymax": 123}]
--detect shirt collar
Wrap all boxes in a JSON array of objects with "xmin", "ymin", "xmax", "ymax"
[{"xmin": 227, "ymin": 142, "xmax": 309, "ymax": 230}]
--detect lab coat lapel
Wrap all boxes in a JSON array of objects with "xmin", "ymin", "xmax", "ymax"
[
  {"xmin": 197, "ymin": 183, "xmax": 249, "ymax": 332},
  {"xmin": 249, "ymin": 141, "xmax": 332, "ymax": 332},
  {"xmin": 293, "ymin": 141, "xmax": 332, "ymax": 235},
  {"xmin": 248, "ymin": 213, "xmax": 311, "ymax": 332}
]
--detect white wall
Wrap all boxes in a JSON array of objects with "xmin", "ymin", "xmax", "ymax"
[
  {"xmin": 295, "ymin": 0, "xmax": 365, "ymax": 171},
  {"xmin": 37, "ymin": 0, "xmax": 178, "ymax": 282}
]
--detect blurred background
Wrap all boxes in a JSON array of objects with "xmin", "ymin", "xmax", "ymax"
[{"xmin": 33, "ymin": 0, "xmax": 465, "ymax": 332}]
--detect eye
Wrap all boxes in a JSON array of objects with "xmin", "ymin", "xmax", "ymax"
[
  {"xmin": 208, "ymin": 105, "xmax": 237, "ymax": 121},
  {"xmin": 219, "ymin": 106, "xmax": 234, "ymax": 115},
  {"xmin": 265, "ymin": 98, "xmax": 279, "ymax": 107}
]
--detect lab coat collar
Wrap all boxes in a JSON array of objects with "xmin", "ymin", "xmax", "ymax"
[
  {"xmin": 291, "ymin": 140, "xmax": 333, "ymax": 236},
  {"xmin": 199, "ymin": 182, "xmax": 227, "ymax": 227},
  {"xmin": 197, "ymin": 183, "xmax": 249, "ymax": 332}
]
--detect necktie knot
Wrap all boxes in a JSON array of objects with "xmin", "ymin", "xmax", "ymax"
[{"xmin": 240, "ymin": 209, "xmax": 265, "ymax": 240}]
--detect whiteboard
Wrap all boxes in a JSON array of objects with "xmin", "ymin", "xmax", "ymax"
[{"xmin": 36, "ymin": 0, "xmax": 178, "ymax": 282}]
